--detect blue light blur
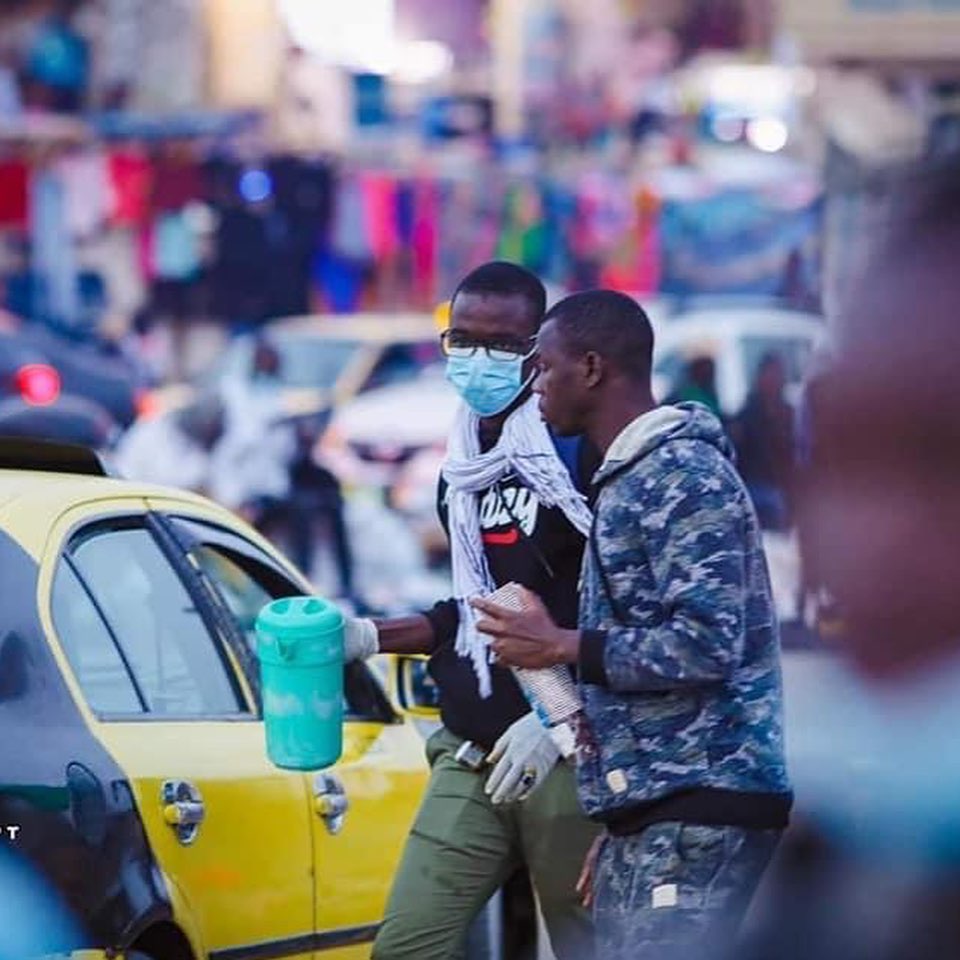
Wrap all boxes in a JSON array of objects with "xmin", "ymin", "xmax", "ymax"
[{"xmin": 239, "ymin": 168, "xmax": 273, "ymax": 204}]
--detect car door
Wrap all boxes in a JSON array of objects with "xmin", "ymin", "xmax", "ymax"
[
  {"xmin": 160, "ymin": 511, "xmax": 427, "ymax": 959},
  {"xmin": 44, "ymin": 505, "xmax": 316, "ymax": 960}
]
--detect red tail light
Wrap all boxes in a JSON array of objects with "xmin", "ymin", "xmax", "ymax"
[
  {"xmin": 134, "ymin": 389, "xmax": 160, "ymax": 420},
  {"xmin": 16, "ymin": 363, "xmax": 61, "ymax": 406}
]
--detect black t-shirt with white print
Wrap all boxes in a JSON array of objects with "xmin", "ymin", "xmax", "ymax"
[{"xmin": 422, "ymin": 427, "xmax": 596, "ymax": 751}]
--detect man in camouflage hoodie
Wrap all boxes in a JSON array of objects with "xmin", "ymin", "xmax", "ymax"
[{"xmin": 473, "ymin": 290, "xmax": 791, "ymax": 959}]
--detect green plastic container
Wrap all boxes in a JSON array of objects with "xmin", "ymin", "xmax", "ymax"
[{"xmin": 255, "ymin": 596, "xmax": 344, "ymax": 771}]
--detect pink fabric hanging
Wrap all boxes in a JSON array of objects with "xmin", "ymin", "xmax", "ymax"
[
  {"xmin": 635, "ymin": 187, "xmax": 662, "ymax": 295},
  {"xmin": 412, "ymin": 178, "xmax": 439, "ymax": 305},
  {"xmin": 361, "ymin": 172, "xmax": 399, "ymax": 262}
]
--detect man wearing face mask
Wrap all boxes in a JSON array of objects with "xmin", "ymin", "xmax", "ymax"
[{"xmin": 345, "ymin": 262, "xmax": 600, "ymax": 960}]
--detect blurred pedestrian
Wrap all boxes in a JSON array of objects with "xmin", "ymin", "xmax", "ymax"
[
  {"xmin": 284, "ymin": 418, "xmax": 356, "ymax": 601},
  {"xmin": 211, "ymin": 338, "xmax": 294, "ymax": 518},
  {"xmin": 20, "ymin": 0, "xmax": 88, "ymax": 113},
  {"xmin": 667, "ymin": 355, "xmax": 722, "ymax": 419},
  {"xmin": 732, "ymin": 353, "xmax": 795, "ymax": 531},
  {"xmin": 739, "ymin": 160, "xmax": 960, "ymax": 960},
  {"xmin": 0, "ymin": 844, "xmax": 84, "ymax": 958},
  {"xmin": 114, "ymin": 391, "xmax": 225, "ymax": 494},
  {"xmin": 341, "ymin": 262, "xmax": 600, "ymax": 960},
  {"xmin": 214, "ymin": 338, "xmax": 356, "ymax": 599},
  {"xmin": 473, "ymin": 290, "xmax": 791, "ymax": 960}
]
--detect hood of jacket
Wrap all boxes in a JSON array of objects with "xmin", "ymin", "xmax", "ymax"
[{"xmin": 594, "ymin": 401, "xmax": 733, "ymax": 486}]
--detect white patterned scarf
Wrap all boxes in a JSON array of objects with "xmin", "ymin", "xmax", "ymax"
[{"xmin": 441, "ymin": 395, "xmax": 593, "ymax": 697}]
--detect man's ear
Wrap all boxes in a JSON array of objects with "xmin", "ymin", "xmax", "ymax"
[{"xmin": 583, "ymin": 351, "xmax": 604, "ymax": 389}]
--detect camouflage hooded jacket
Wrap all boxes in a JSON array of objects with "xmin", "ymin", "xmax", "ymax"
[{"xmin": 575, "ymin": 403, "xmax": 792, "ymax": 827}]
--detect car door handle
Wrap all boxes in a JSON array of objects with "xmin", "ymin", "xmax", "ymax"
[
  {"xmin": 161, "ymin": 780, "xmax": 205, "ymax": 845},
  {"xmin": 314, "ymin": 773, "xmax": 348, "ymax": 835}
]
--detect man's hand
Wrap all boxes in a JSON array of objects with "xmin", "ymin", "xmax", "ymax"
[
  {"xmin": 343, "ymin": 617, "xmax": 379, "ymax": 661},
  {"xmin": 485, "ymin": 712, "xmax": 559, "ymax": 805},
  {"xmin": 470, "ymin": 587, "xmax": 580, "ymax": 668}
]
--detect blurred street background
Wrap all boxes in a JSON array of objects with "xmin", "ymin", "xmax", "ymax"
[
  {"xmin": 0, "ymin": 0, "xmax": 957, "ymax": 618},
  {"xmin": 3, "ymin": 4, "xmax": 960, "ymax": 959}
]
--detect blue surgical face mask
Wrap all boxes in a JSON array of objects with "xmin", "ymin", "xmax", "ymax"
[{"xmin": 445, "ymin": 352, "xmax": 534, "ymax": 418}]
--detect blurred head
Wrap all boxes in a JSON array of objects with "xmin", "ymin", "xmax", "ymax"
[
  {"xmin": 535, "ymin": 290, "xmax": 654, "ymax": 436},
  {"xmin": 755, "ymin": 352, "xmax": 786, "ymax": 400},
  {"xmin": 803, "ymin": 162, "xmax": 960, "ymax": 679},
  {"xmin": 177, "ymin": 394, "xmax": 225, "ymax": 451},
  {"xmin": 252, "ymin": 339, "xmax": 281, "ymax": 380},
  {"xmin": 689, "ymin": 356, "xmax": 716, "ymax": 390},
  {"xmin": 444, "ymin": 262, "xmax": 546, "ymax": 419}
]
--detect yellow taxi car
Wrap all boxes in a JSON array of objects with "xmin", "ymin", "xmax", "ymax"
[{"xmin": 0, "ymin": 439, "xmax": 427, "ymax": 960}]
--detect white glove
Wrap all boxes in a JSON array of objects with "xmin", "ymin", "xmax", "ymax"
[
  {"xmin": 485, "ymin": 712, "xmax": 560, "ymax": 805},
  {"xmin": 343, "ymin": 617, "xmax": 379, "ymax": 661}
]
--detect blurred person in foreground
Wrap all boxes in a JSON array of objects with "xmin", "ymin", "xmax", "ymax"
[
  {"xmin": 731, "ymin": 352, "xmax": 796, "ymax": 532},
  {"xmin": 473, "ymin": 290, "xmax": 791, "ymax": 960},
  {"xmin": 738, "ymin": 163, "xmax": 960, "ymax": 960},
  {"xmin": 341, "ymin": 262, "xmax": 600, "ymax": 960},
  {"xmin": 0, "ymin": 842, "xmax": 83, "ymax": 960}
]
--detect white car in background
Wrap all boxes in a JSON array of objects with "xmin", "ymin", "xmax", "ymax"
[
  {"xmin": 317, "ymin": 365, "xmax": 456, "ymax": 491},
  {"xmin": 316, "ymin": 366, "xmax": 456, "ymax": 557},
  {"xmin": 651, "ymin": 305, "xmax": 827, "ymax": 415},
  {"xmin": 650, "ymin": 305, "xmax": 828, "ymax": 625}
]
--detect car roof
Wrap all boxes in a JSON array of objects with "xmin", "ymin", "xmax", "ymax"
[
  {"xmin": 269, "ymin": 313, "xmax": 438, "ymax": 344},
  {"xmin": 656, "ymin": 309, "xmax": 824, "ymax": 347},
  {"xmin": 0, "ymin": 469, "xmax": 216, "ymax": 555}
]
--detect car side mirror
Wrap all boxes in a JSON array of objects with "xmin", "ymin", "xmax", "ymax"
[{"xmin": 390, "ymin": 655, "xmax": 440, "ymax": 717}]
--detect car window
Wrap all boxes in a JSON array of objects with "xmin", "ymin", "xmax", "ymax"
[
  {"xmin": 67, "ymin": 526, "xmax": 245, "ymax": 717},
  {"xmin": 191, "ymin": 545, "xmax": 275, "ymax": 651},
  {"xmin": 51, "ymin": 563, "xmax": 143, "ymax": 715},
  {"xmin": 275, "ymin": 336, "xmax": 360, "ymax": 390},
  {"xmin": 178, "ymin": 522, "xmax": 396, "ymax": 723}
]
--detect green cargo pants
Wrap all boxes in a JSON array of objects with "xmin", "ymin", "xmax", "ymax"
[{"xmin": 372, "ymin": 727, "xmax": 599, "ymax": 960}]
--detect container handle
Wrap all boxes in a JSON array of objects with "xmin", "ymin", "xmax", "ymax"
[{"xmin": 276, "ymin": 636, "xmax": 297, "ymax": 662}]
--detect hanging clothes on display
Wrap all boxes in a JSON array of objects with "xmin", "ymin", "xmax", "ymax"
[
  {"xmin": 77, "ymin": 0, "xmax": 142, "ymax": 109},
  {"xmin": 23, "ymin": 10, "xmax": 90, "ymax": 112},
  {"xmin": 109, "ymin": 147, "xmax": 152, "ymax": 226},
  {"xmin": 212, "ymin": 204, "xmax": 273, "ymax": 330},
  {"xmin": 496, "ymin": 182, "xmax": 548, "ymax": 273},
  {"xmin": 315, "ymin": 171, "xmax": 373, "ymax": 314},
  {"xmin": 57, "ymin": 148, "xmax": 114, "ymax": 240},
  {"xmin": 0, "ymin": 159, "xmax": 29, "ymax": 229},
  {"xmin": 130, "ymin": 0, "xmax": 204, "ymax": 113},
  {"xmin": 151, "ymin": 145, "xmax": 202, "ymax": 213},
  {"xmin": 30, "ymin": 162, "xmax": 79, "ymax": 328},
  {"xmin": 411, "ymin": 176, "xmax": 439, "ymax": 308},
  {"xmin": 361, "ymin": 171, "xmax": 401, "ymax": 306},
  {"xmin": 269, "ymin": 155, "xmax": 333, "ymax": 318}
]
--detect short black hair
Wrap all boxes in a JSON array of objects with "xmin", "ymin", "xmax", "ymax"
[
  {"xmin": 452, "ymin": 261, "xmax": 547, "ymax": 327},
  {"xmin": 545, "ymin": 290, "xmax": 654, "ymax": 381}
]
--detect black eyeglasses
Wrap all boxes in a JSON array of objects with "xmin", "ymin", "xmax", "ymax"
[{"xmin": 440, "ymin": 330, "xmax": 537, "ymax": 362}]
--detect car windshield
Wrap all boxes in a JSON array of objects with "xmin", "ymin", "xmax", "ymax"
[
  {"xmin": 273, "ymin": 336, "xmax": 361, "ymax": 389},
  {"xmin": 216, "ymin": 335, "xmax": 362, "ymax": 391}
]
